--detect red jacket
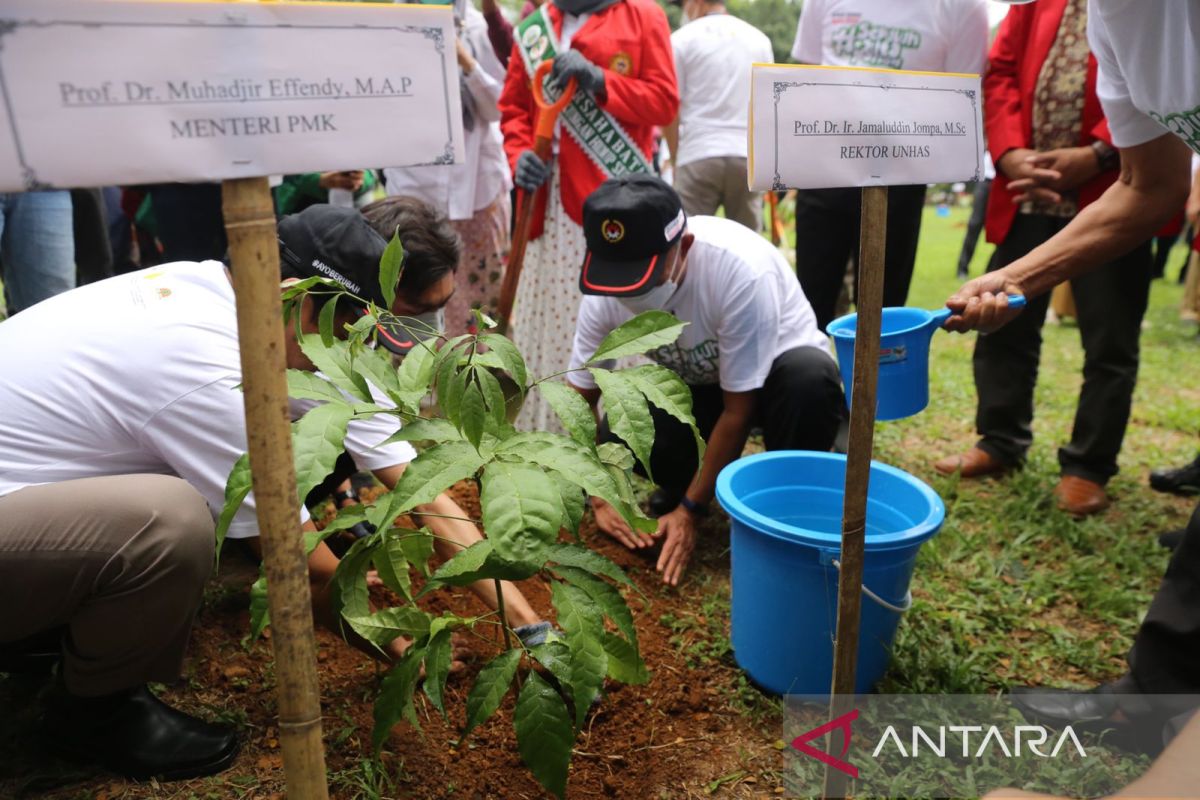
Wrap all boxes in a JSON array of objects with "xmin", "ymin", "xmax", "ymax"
[
  {"xmin": 983, "ymin": 0, "xmax": 1114, "ymax": 244},
  {"xmin": 499, "ymin": 0, "xmax": 678, "ymax": 240}
]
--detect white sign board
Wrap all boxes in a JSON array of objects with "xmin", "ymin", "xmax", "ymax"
[
  {"xmin": 0, "ymin": 0, "xmax": 464, "ymax": 192},
  {"xmin": 749, "ymin": 64, "xmax": 983, "ymax": 191}
]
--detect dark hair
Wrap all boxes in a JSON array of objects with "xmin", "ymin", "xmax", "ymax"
[{"xmin": 360, "ymin": 196, "xmax": 461, "ymax": 297}]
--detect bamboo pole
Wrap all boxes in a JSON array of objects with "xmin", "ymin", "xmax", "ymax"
[
  {"xmin": 822, "ymin": 185, "xmax": 888, "ymax": 800},
  {"xmin": 223, "ymin": 177, "xmax": 330, "ymax": 800}
]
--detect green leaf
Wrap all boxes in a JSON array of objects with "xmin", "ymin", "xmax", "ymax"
[
  {"xmin": 321, "ymin": 504, "xmax": 371, "ymax": 536},
  {"xmin": 537, "ymin": 381, "xmax": 597, "ymax": 448},
  {"xmin": 477, "ymin": 333, "xmax": 528, "ymax": 389},
  {"xmin": 475, "ymin": 366, "xmax": 509, "ymax": 426},
  {"xmin": 379, "ymin": 229, "xmax": 405, "ymax": 309},
  {"xmin": 280, "ymin": 275, "xmax": 334, "ymax": 302},
  {"xmin": 529, "ymin": 641, "xmax": 573, "ymax": 695},
  {"xmin": 299, "ymin": 335, "xmax": 374, "ymax": 403},
  {"xmin": 481, "ymin": 461, "xmax": 562, "ymax": 565},
  {"xmin": 292, "ymin": 402, "xmax": 354, "ymax": 501},
  {"xmin": 625, "ymin": 364, "xmax": 705, "ymax": 460},
  {"xmin": 331, "ymin": 536, "xmax": 377, "ymax": 621},
  {"xmin": 215, "ymin": 452, "xmax": 252, "ymax": 559},
  {"xmin": 589, "ymin": 310, "xmax": 686, "ymax": 362},
  {"xmin": 596, "ymin": 442, "xmax": 635, "ymax": 471},
  {"xmin": 398, "ymin": 528, "xmax": 435, "ymax": 577},
  {"xmin": 394, "ymin": 338, "xmax": 436, "ymax": 409},
  {"xmin": 372, "ymin": 642, "xmax": 425, "ymax": 752},
  {"xmin": 390, "ymin": 441, "xmax": 488, "ymax": 514},
  {"xmin": 497, "ymin": 433, "xmax": 619, "ymax": 507},
  {"xmin": 318, "ymin": 294, "xmax": 339, "ymax": 348},
  {"xmin": 590, "ymin": 368, "xmax": 655, "ymax": 482},
  {"xmin": 286, "ymin": 369, "xmax": 348, "ymax": 404},
  {"xmin": 550, "ymin": 582, "xmax": 607, "ymax": 726},
  {"xmin": 463, "ymin": 648, "xmax": 522, "ymax": 739},
  {"xmin": 352, "ymin": 342, "xmax": 405, "ymax": 410},
  {"xmin": 459, "ymin": 377, "xmax": 488, "ymax": 453},
  {"xmin": 372, "ymin": 531, "xmax": 413, "ymax": 601},
  {"xmin": 553, "ymin": 472, "xmax": 586, "ymax": 539},
  {"xmin": 600, "ymin": 631, "xmax": 649, "ymax": 685},
  {"xmin": 422, "ymin": 627, "xmax": 453, "ymax": 718},
  {"xmin": 249, "ymin": 572, "xmax": 270, "ymax": 640},
  {"xmin": 551, "ymin": 564, "xmax": 637, "ymax": 645},
  {"xmin": 378, "ymin": 417, "xmax": 463, "ymax": 447},
  {"xmin": 514, "ymin": 672, "xmax": 574, "ymax": 799},
  {"xmin": 440, "ymin": 362, "xmax": 470, "ymax": 429},
  {"xmin": 429, "ymin": 540, "xmax": 493, "ymax": 584},
  {"xmin": 345, "ymin": 606, "xmax": 432, "ymax": 647},
  {"xmin": 547, "ymin": 543, "xmax": 635, "ymax": 588}
]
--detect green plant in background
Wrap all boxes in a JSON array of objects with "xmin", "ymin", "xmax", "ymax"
[{"xmin": 218, "ymin": 232, "xmax": 702, "ymax": 799}]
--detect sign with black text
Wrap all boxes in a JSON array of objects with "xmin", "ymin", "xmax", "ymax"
[
  {"xmin": 0, "ymin": 0, "xmax": 463, "ymax": 191},
  {"xmin": 749, "ymin": 64, "xmax": 982, "ymax": 191}
]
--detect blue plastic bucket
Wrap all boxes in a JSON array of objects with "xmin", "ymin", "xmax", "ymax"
[
  {"xmin": 715, "ymin": 451, "xmax": 945, "ymax": 696},
  {"xmin": 826, "ymin": 296, "xmax": 1025, "ymax": 420}
]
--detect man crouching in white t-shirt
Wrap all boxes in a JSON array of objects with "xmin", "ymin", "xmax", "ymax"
[
  {"xmin": 0, "ymin": 202, "xmax": 549, "ymax": 781},
  {"xmin": 566, "ymin": 175, "xmax": 845, "ymax": 586}
]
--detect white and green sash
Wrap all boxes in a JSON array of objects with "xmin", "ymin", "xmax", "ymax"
[{"xmin": 515, "ymin": 4, "xmax": 652, "ymax": 178}]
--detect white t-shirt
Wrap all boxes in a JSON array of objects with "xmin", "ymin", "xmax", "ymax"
[
  {"xmin": 790, "ymin": 0, "xmax": 988, "ymax": 74},
  {"xmin": 0, "ymin": 262, "xmax": 417, "ymax": 540},
  {"xmin": 567, "ymin": 216, "xmax": 830, "ymax": 393},
  {"xmin": 1088, "ymin": 0, "xmax": 1200, "ymax": 155},
  {"xmin": 671, "ymin": 13, "xmax": 774, "ymax": 167}
]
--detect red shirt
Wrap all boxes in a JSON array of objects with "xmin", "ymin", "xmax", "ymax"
[
  {"xmin": 983, "ymin": 0, "xmax": 1114, "ymax": 245},
  {"xmin": 499, "ymin": 0, "xmax": 678, "ymax": 239}
]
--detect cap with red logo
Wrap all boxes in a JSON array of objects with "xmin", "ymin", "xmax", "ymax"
[{"xmin": 579, "ymin": 175, "xmax": 686, "ymax": 297}]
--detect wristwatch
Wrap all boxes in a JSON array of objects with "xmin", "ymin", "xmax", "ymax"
[
  {"xmin": 1091, "ymin": 140, "xmax": 1119, "ymax": 172},
  {"xmin": 679, "ymin": 495, "xmax": 709, "ymax": 518}
]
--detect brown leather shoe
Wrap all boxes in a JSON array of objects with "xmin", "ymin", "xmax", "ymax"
[
  {"xmin": 934, "ymin": 447, "xmax": 1013, "ymax": 478},
  {"xmin": 1054, "ymin": 475, "xmax": 1109, "ymax": 517}
]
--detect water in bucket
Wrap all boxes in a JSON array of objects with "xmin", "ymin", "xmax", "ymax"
[
  {"xmin": 716, "ymin": 451, "xmax": 944, "ymax": 695},
  {"xmin": 826, "ymin": 295, "xmax": 1026, "ymax": 420}
]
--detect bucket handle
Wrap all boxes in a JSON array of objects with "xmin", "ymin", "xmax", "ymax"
[
  {"xmin": 929, "ymin": 293, "xmax": 1027, "ymax": 329},
  {"xmin": 831, "ymin": 558, "xmax": 913, "ymax": 613}
]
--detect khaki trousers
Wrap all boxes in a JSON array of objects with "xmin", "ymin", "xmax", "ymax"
[
  {"xmin": 674, "ymin": 156, "xmax": 763, "ymax": 232},
  {"xmin": 0, "ymin": 474, "xmax": 213, "ymax": 696}
]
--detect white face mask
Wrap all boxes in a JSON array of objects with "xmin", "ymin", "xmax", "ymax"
[{"xmin": 618, "ymin": 251, "xmax": 681, "ymax": 314}]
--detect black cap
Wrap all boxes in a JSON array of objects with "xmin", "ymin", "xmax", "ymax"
[
  {"xmin": 277, "ymin": 204, "xmax": 391, "ymax": 308},
  {"xmin": 376, "ymin": 310, "xmax": 444, "ymax": 356},
  {"xmin": 579, "ymin": 175, "xmax": 686, "ymax": 297}
]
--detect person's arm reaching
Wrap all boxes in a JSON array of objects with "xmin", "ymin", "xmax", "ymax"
[
  {"xmin": 944, "ymin": 132, "xmax": 1193, "ymax": 333},
  {"xmin": 654, "ymin": 389, "xmax": 756, "ymax": 586}
]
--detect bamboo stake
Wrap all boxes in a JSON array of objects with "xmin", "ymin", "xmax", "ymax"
[
  {"xmin": 223, "ymin": 177, "xmax": 330, "ymax": 800},
  {"xmin": 822, "ymin": 185, "xmax": 888, "ymax": 800}
]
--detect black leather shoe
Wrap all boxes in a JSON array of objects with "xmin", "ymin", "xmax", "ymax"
[
  {"xmin": 1009, "ymin": 685, "xmax": 1167, "ymax": 755},
  {"xmin": 1149, "ymin": 455, "xmax": 1200, "ymax": 495},
  {"xmin": 647, "ymin": 488, "xmax": 683, "ymax": 518},
  {"xmin": 1159, "ymin": 528, "xmax": 1187, "ymax": 550},
  {"xmin": 44, "ymin": 686, "xmax": 239, "ymax": 780}
]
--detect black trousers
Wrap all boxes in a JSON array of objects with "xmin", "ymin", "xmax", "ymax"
[
  {"xmin": 147, "ymin": 183, "xmax": 228, "ymax": 264},
  {"xmin": 974, "ymin": 214, "xmax": 1152, "ymax": 484},
  {"xmin": 794, "ymin": 184, "xmax": 927, "ymax": 331},
  {"xmin": 600, "ymin": 346, "xmax": 846, "ymax": 495},
  {"xmin": 1125, "ymin": 502, "xmax": 1200, "ymax": 699}
]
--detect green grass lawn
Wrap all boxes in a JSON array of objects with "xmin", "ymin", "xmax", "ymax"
[{"xmin": 869, "ymin": 204, "xmax": 1198, "ymax": 694}]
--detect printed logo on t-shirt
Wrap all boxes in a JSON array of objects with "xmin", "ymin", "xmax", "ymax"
[
  {"xmin": 649, "ymin": 338, "xmax": 720, "ymax": 385},
  {"xmin": 830, "ymin": 19, "xmax": 922, "ymax": 70},
  {"xmin": 1150, "ymin": 104, "xmax": 1200, "ymax": 155}
]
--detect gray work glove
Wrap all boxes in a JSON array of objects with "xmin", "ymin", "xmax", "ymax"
[
  {"xmin": 514, "ymin": 150, "xmax": 550, "ymax": 192},
  {"xmin": 549, "ymin": 50, "xmax": 605, "ymax": 95}
]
